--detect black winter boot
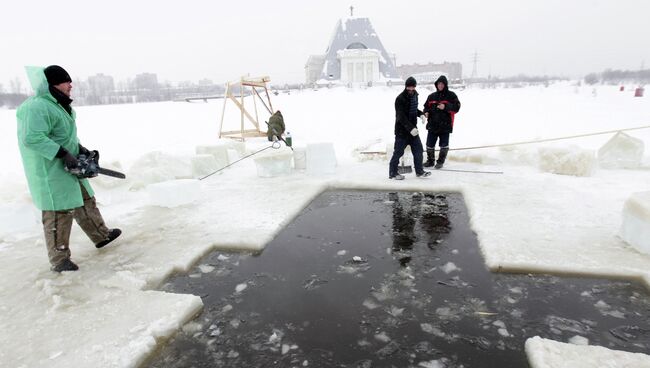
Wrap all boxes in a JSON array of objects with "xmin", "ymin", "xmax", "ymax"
[
  {"xmin": 96, "ymin": 228, "xmax": 122, "ymax": 249},
  {"xmin": 52, "ymin": 258, "xmax": 79, "ymax": 272},
  {"xmin": 423, "ymin": 149, "xmax": 436, "ymax": 167},
  {"xmin": 435, "ymin": 148, "xmax": 449, "ymax": 169}
]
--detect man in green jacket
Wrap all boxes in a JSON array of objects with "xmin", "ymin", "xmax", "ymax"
[
  {"xmin": 16, "ymin": 65, "xmax": 121, "ymax": 272},
  {"xmin": 266, "ymin": 110, "xmax": 285, "ymax": 142}
]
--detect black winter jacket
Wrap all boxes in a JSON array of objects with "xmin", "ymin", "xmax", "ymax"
[
  {"xmin": 394, "ymin": 89, "xmax": 423, "ymax": 138},
  {"xmin": 423, "ymin": 76, "xmax": 461, "ymax": 134}
]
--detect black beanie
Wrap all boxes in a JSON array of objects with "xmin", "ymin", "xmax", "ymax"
[
  {"xmin": 405, "ymin": 76, "xmax": 417, "ymax": 87},
  {"xmin": 44, "ymin": 65, "xmax": 72, "ymax": 85}
]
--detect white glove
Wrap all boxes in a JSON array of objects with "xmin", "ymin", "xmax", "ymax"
[{"xmin": 410, "ymin": 128, "xmax": 419, "ymax": 136}]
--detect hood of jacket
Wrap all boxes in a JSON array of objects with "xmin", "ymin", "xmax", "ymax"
[
  {"xmin": 25, "ymin": 66, "xmax": 49, "ymax": 96},
  {"xmin": 435, "ymin": 75, "xmax": 449, "ymax": 93}
]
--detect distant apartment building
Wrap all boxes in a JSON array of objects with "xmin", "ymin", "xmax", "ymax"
[
  {"xmin": 397, "ymin": 62, "xmax": 463, "ymax": 83},
  {"xmin": 133, "ymin": 73, "xmax": 159, "ymax": 91},
  {"xmin": 132, "ymin": 73, "xmax": 160, "ymax": 102},
  {"xmin": 86, "ymin": 73, "xmax": 115, "ymax": 104}
]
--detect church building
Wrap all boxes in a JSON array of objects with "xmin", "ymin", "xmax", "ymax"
[{"xmin": 305, "ymin": 8, "xmax": 400, "ymax": 86}]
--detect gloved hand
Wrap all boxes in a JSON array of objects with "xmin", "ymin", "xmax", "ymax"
[
  {"xmin": 62, "ymin": 150, "xmax": 78, "ymax": 170},
  {"xmin": 79, "ymin": 144, "xmax": 99, "ymax": 161},
  {"xmin": 56, "ymin": 146, "xmax": 78, "ymax": 170},
  {"xmin": 410, "ymin": 128, "xmax": 419, "ymax": 136},
  {"xmin": 78, "ymin": 144, "xmax": 90, "ymax": 156}
]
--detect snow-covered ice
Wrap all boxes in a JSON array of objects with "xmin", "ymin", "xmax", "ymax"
[
  {"xmin": 526, "ymin": 336, "xmax": 650, "ymax": 368},
  {"xmin": 147, "ymin": 179, "xmax": 201, "ymax": 208},
  {"xmin": 1, "ymin": 83, "xmax": 650, "ymax": 367}
]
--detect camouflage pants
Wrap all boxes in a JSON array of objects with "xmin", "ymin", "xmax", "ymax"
[{"xmin": 42, "ymin": 184, "xmax": 110, "ymax": 266}]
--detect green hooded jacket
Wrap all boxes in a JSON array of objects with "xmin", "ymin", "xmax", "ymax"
[{"xmin": 16, "ymin": 66, "xmax": 94, "ymax": 211}]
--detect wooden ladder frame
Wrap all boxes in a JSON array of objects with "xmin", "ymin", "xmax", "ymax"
[{"xmin": 219, "ymin": 75, "xmax": 274, "ymax": 141}]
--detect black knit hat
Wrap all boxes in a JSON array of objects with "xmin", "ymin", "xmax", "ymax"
[
  {"xmin": 405, "ymin": 76, "xmax": 417, "ymax": 87},
  {"xmin": 44, "ymin": 65, "xmax": 72, "ymax": 85}
]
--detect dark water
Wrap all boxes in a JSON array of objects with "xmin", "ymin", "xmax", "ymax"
[{"xmin": 147, "ymin": 191, "xmax": 650, "ymax": 368}]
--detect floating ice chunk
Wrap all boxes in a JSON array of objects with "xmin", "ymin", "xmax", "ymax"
[
  {"xmin": 363, "ymin": 298, "xmax": 380, "ymax": 310},
  {"xmin": 538, "ymin": 146, "xmax": 596, "ymax": 177},
  {"xmin": 182, "ymin": 322, "xmax": 203, "ymax": 333},
  {"xmin": 306, "ymin": 142, "xmax": 337, "ymax": 175},
  {"xmin": 235, "ymin": 283, "xmax": 248, "ymax": 293},
  {"xmin": 620, "ymin": 191, "xmax": 650, "ymax": 255},
  {"xmin": 282, "ymin": 344, "xmax": 290, "ymax": 355},
  {"xmin": 421, "ymin": 324, "xmax": 441, "ymax": 336},
  {"xmin": 569, "ymin": 335, "xmax": 589, "ymax": 345},
  {"xmin": 191, "ymin": 154, "xmax": 219, "ymax": 178},
  {"xmin": 198, "ymin": 264, "xmax": 215, "ymax": 273},
  {"xmin": 352, "ymin": 256, "xmax": 363, "ymax": 262},
  {"xmin": 494, "ymin": 320, "xmax": 511, "ymax": 336},
  {"xmin": 374, "ymin": 332, "xmax": 391, "ymax": 342},
  {"xmin": 441, "ymin": 262, "xmax": 459, "ymax": 274},
  {"xmin": 217, "ymin": 254, "xmax": 230, "ymax": 261},
  {"xmin": 598, "ymin": 131, "xmax": 644, "ymax": 169},
  {"xmin": 221, "ymin": 304, "xmax": 233, "ymax": 313},
  {"xmin": 357, "ymin": 339, "xmax": 372, "ymax": 347},
  {"xmin": 510, "ymin": 287, "xmax": 523, "ymax": 294},
  {"xmin": 147, "ymin": 179, "xmax": 201, "ymax": 208},
  {"xmin": 230, "ymin": 319, "xmax": 240, "ymax": 328},
  {"xmin": 418, "ymin": 360, "xmax": 445, "ymax": 368},
  {"xmin": 594, "ymin": 300, "xmax": 609, "ymax": 310},
  {"xmin": 388, "ymin": 306, "xmax": 404, "ymax": 317},
  {"xmin": 254, "ymin": 147, "xmax": 293, "ymax": 177},
  {"xmin": 269, "ymin": 332, "xmax": 280, "ymax": 343},
  {"xmin": 337, "ymin": 250, "xmax": 347, "ymax": 256}
]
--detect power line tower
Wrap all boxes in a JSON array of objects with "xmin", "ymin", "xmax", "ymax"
[{"xmin": 470, "ymin": 51, "xmax": 479, "ymax": 79}]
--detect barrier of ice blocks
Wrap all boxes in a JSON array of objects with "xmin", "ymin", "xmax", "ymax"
[
  {"xmin": 191, "ymin": 154, "xmax": 219, "ymax": 178},
  {"xmin": 293, "ymin": 146, "xmax": 307, "ymax": 170},
  {"xmin": 306, "ymin": 143, "xmax": 337, "ymax": 175},
  {"xmin": 196, "ymin": 144, "xmax": 229, "ymax": 170},
  {"xmin": 538, "ymin": 146, "xmax": 597, "ymax": 177},
  {"xmin": 253, "ymin": 148, "xmax": 293, "ymax": 177},
  {"xmin": 598, "ymin": 132, "xmax": 644, "ymax": 169},
  {"xmin": 147, "ymin": 179, "xmax": 201, "ymax": 208},
  {"xmin": 620, "ymin": 191, "xmax": 650, "ymax": 255}
]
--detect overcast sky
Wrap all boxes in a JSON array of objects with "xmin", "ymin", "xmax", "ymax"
[{"xmin": 2, "ymin": 0, "xmax": 649, "ymax": 88}]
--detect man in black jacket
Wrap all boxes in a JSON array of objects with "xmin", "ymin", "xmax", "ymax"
[
  {"xmin": 423, "ymin": 75, "xmax": 461, "ymax": 169},
  {"xmin": 388, "ymin": 77, "xmax": 431, "ymax": 180}
]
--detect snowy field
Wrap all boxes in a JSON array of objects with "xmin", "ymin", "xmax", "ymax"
[{"xmin": 1, "ymin": 82, "xmax": 650, "ymax": 367}]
